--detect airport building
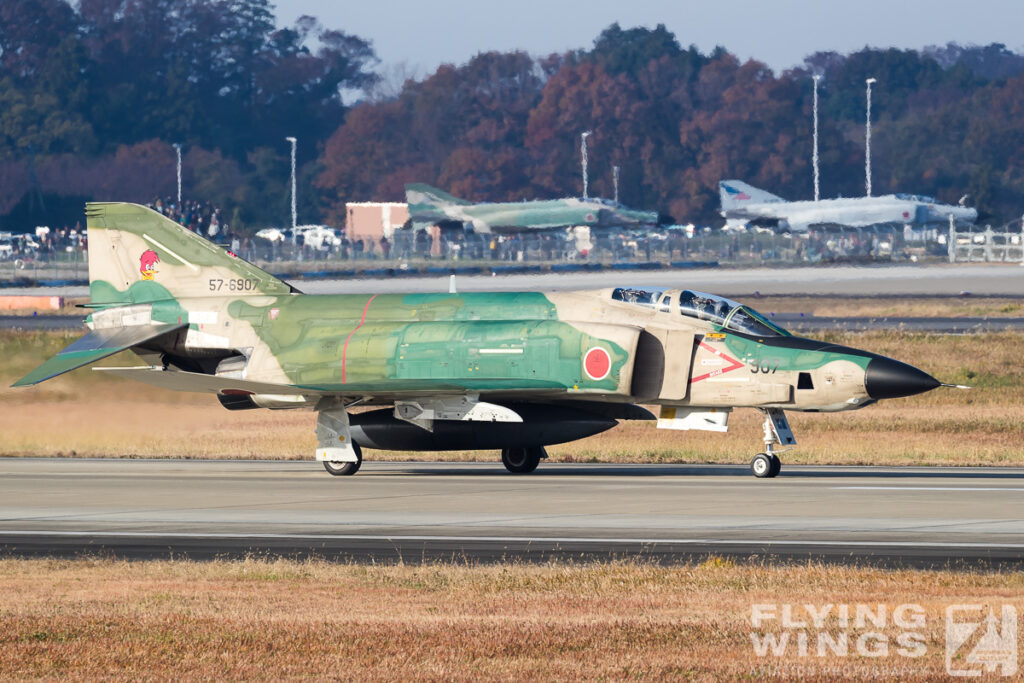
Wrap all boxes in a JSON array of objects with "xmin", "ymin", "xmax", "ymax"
[{"xmin": 344, "ymin": 202, "xmax": 409, "ymax": 242}]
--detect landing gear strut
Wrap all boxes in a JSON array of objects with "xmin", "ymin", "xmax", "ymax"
[
  {"xmin": 316, "ymin": 399, "xmax": 363, "ymax": 476},
  {"xmin": 501, "ymin": 446, "xmax": 546, "ymax": 474},
  {"xmin": 750, "ymin": 409, "xmax": 793, "ymax": 479}
]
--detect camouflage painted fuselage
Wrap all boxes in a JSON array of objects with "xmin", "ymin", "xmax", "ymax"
[
  {"xmin": 406, "ymin": 183, "xmax": 658, "ymax": 233},
  {"xmin": 159, "ymin": 288, "xmax": 878, "ymax": 413},
  {"xmin": 16, "ymin": 203, "xmax": 940, "ymax": 467}
]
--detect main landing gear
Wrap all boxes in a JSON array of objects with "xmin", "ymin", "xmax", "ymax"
[
  {"xmin": 501, "ymin": 446, "xmax": 547, "ymax": 474},
  {"xmin": 323, "ymin": 442, "xmax": 362, "ymax": 476},
  {"xmin": 316, "ymin": 399, "xmax": 363, "ymax": 476},
  {"xmin": 749, "ymin": 408, "xmax": 795, "ymax": 479}
]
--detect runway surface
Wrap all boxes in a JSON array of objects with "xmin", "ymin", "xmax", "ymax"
[
  {"xmin": 4, "ymin": 263, "xmax": 1024, "ymax": 298},
  {"xmin": 1, "ymin": 458, "xmax": 1022, "ymax": 567}
]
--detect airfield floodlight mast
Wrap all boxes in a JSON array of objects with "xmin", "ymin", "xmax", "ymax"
[
  {"xmin": 613, "ymin": 165, "xmax": 620, "ymax": 204},
  {"xmin": 580, "ymin": 131, "xmax": 593, "ymax": 199},
  {"xmin": 812, "ymin": 75, "xmax": 821, "ymax": 202},
  {"xmin": 172, "ymin": 143, "xmax": 182, "ymax": 207},
  {"xmin": 865, "ymin": 77, "xmax": 877, "ymax": 197},
  {"xmin": 286, "ymin": 136, "xmax": 298, "ymax": 243}
]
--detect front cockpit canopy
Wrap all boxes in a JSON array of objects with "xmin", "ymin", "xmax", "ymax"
[
  {"xmin": 678, "ymin": 290, "xmax": 789, "ymax": 337},
  {"xmin": 610, "ymin": 286, "xmax": 789, "ymax": 337}
]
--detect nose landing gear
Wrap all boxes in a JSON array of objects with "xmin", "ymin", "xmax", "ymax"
[
  {"xmin": 750, "ymin": 452, "xmax": 780, "ymax": 478},
  {"xmin": 750, "ymin": 408, "xmax": 794, "ymax": 478}
]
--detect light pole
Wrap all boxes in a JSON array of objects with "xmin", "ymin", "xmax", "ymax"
[
  {"xmin": 172, "ymin": 143, "xmax": 182, "ymax": 207},
  {"xmin": 580, "ymin": 131, "xmax": 592, "ymax": 199},
  {"xmin": 285, "ymin": 136, "xmax": 297, "ymax": 242},
  {"xmin": 812, "ymin": 75, "xmax": 821, "ymax": 202},
  {"xmin": 865, "ymin": 78, "xmax": 876, "ymax": 197},
  {"xmin": 613, "ymin": 165, "xmax": 620, "ymax": 204}
]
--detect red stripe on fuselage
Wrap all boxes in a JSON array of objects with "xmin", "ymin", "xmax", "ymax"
[{"xmin": 341, "ymin": 294, "xmax": 378, "ymax": 384}]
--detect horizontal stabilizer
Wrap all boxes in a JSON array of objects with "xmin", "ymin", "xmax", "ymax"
[
  {"xmin": 93, "ymin": 366, "xmax": 311, "ymax": 395},
  {"xmin": 12, "ymin": 322, "xmax": 186, "ymax": 387}
]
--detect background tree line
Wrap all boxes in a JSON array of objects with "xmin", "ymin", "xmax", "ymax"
[{"xmin": 1, "ymin": 2, "xmax": 1023, "ymax": 232}]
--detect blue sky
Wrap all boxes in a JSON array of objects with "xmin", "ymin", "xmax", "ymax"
[{"xmin": 274, "ymin": 0, "xmax": 1023, "ymax": 75}]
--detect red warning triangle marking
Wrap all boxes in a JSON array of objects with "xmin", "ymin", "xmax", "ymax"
[{"xmin": 690, "ymin": 341, "xmax": 744, "ymax": 383}]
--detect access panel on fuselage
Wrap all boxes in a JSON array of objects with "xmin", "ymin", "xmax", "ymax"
[{"xmin": 335, "ymin": 319, "xmax": 641, "ymax": 395}]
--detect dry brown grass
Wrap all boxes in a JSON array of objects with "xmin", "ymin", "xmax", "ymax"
[
  {"xmin": 743, "ymin": 295, "xmax": 1024, "ymax": 318},
  {"xmin": 0, "ymin": 558, "xmax": 1020, "ymax": 680},
  {"xmin": 2, "ymin": 328, "xmax": 1023, "ymax": 466}
]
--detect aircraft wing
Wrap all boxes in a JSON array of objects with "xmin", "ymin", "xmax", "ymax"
[
  {"xmin": 93, "ymin": 367, "xmax": 569, "ymax": 399},
  {"xmin": 93, "ymin": 366, "xmax": 312, "ymax": 395},
  {"xmin": 12, "ymin": 322, "xmax": 187, "ymax": 387}
]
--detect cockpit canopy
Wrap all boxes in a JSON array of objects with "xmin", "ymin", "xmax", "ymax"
[
  {"xmin": 894, "ymin": 193, "xmax": 937, "ymax": 204},
  {"xmin": 610, "ymin": 287, "xmax": 789, "ymax": 337}
]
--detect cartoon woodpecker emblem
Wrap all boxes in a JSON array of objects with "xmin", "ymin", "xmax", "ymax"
[{"xmin": 139, "ymin": 249, "xmax": 160, "ymax": 280}]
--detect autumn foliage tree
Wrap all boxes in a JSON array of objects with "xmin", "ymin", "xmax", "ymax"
[
  {"xmin": 2, "ymin": 8, "xmax": 1023, "ymax": 231},
  {"xmin": 316, "ymin": 26, "xmax": 1024, "ymax": 225}
]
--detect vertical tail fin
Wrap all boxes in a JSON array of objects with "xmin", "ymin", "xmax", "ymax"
[
  {"xmin": 86, "ymin": 202, "xmax": 295, "ymax": 305},
  {"xmin": 404, "ymin": 183, "xmax": 471, "ymax": 224},
  {"xmin": 404, "ymin": 183, "xmax": 470, "ymax": 206},
  {"xmin": 719, "ymin": 180, "xmax": 786, "ymax": 210}
]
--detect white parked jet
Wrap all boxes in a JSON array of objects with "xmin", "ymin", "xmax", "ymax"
[{"xmin": 719, "ymin": 180, "xmax": 978, "ymax": 233}]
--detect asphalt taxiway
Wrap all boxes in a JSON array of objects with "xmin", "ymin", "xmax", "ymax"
[
  {"xmin": 3, "ymin": 263, "xmax": 1024, "ymax": 298},
  {"xmin": 1, "ymin": 458, "xmax": 1021, "ymax": 567}
]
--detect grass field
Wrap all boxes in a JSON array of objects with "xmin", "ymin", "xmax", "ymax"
[
  {"xmin": 0, "ymin": 558, "xmax": 1020, "ymax": 680},
  {"xmin": 1, "ymin": 311, "xmax": 1023, "ymax": 467}
]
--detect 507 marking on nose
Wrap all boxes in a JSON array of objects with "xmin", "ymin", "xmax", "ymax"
[{"xmin": 748, "ymin": 357, "xmax": 782, "ymax": 374}]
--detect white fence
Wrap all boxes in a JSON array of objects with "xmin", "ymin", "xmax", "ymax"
[{"xmin": 947, "ymin": 216, "xmax": 1024, "ymax": 264}]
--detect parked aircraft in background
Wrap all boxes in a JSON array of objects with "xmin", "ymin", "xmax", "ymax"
[
  {"xmin": 406, "ymin": 184, "xmax": 658, "ymax": 233},
  {"xmin": 719, "ymin": 180, "xmax": 978, "ymax": 233},
  {"xmin": 15, "ymin": 204, "xmax": 948, "ymax": 478}
]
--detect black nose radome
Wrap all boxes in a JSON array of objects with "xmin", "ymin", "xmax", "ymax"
[{"xmin": 865, "ymin": 357, "xmax": 940, "ymax": 400}]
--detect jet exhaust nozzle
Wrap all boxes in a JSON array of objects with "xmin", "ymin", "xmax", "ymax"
[{"xmin": 864, "ymin": 357, "xmax": 940, "ymax": 400}]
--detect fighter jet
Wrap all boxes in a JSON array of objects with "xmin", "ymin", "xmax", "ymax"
[
  {"xmin": 406, "ymin": 183, "xmax": 658, "ymax": 233},
  {"xmin": 720, "ymin": 180, "xmax": 978, "ymax": 232},
  {"xmin": 15, "ymin": 203, "xmax": 946, "ymax": 478}
]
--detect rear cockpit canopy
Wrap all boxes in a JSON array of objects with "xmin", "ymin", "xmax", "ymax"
[
  {"xmin": 611, "ymin": 287, "xmax": 671, "ymax": 313},
  {"xmin": 609, "ymin": 286, "xmax": 789, "ymax": 337}
]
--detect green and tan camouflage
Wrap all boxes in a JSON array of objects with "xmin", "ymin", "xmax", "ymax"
[
  {"xmin": 405, "ymin": 184, "xmax": 658, "ymax": 233},
  {"xmin": 15, "ymin": 203, "xmax": 943, "ymax": 478}
]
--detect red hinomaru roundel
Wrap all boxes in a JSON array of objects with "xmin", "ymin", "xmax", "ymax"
[{"xmin": 583, "ymin": 346, "xmax": 611, "ymax": 381}]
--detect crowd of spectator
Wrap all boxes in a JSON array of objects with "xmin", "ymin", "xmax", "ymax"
[
  {"xmin": 0, "ymin": 224, "xmax": 87, "ymax": 263},
  {"xmin": 149, "ymin": 197, "xmax": 227, "ymax": 239}
]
